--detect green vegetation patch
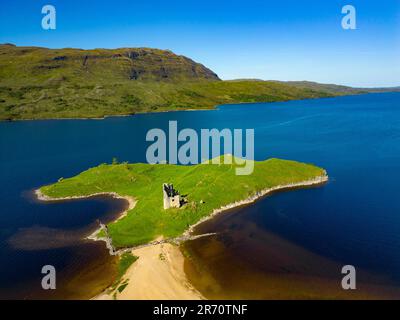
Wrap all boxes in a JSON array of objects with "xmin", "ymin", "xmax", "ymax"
[
  {"xmin": 107, "ymin": 253, "xmax": 137, "ymax": 293},
  {"xmin": 117, "ymin": 282, "xmax": 129, "ymax": 293},
  {"xmin": 118, "ymin": 253, "xmax": 138, "ymax": 279}
]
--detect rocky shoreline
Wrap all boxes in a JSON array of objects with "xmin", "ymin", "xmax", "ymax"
[
  {"xmin": 183, "ymin": 173, "xmax": 329, "ymax": 237},
  {"xmin": 34, "ymin": 189, "xmax": 136, "ymax": 242},
  {"xmin": 35, "ymin": 173, "xmax": 328, "ymax": 252}
]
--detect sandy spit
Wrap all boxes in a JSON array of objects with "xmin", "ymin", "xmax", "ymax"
[{"xmin": 94, "ymin": 242, "xmax": 203, "ymax": 300}]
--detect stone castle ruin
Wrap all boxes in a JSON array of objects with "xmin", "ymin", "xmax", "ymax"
[{"xmin": 163, "ymin": 183, "xmax": 181, "ymax": 209}]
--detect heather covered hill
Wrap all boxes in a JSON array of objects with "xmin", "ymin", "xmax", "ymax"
[
  {"xmin": 0, "ymin": 44, "xmax": 219, "ymax": 84},
  {"xmin": 0, "ymin": 44, "xmax": 374, "ymax": 120}
]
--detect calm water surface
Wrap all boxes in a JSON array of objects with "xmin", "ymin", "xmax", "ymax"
[{"xmin": 0, "ymin": 92, "xmax": 399, "ymax": 298}]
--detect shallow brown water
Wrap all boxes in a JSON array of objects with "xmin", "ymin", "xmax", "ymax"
[
  {"xmin": 4, "ymin": 242, "xmax": 119, "ymax": 300},
  {"xmin": 183, "ymin": 202, "xmax": 400, "ymax": 300},
  {"xmin": 0, "ymin": 194, "xmax": 126, "ymax": 300}
]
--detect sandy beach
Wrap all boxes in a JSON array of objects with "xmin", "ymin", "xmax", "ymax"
[{"xmin": 95, "ymin": 242, "xmax": 203, "ymax": 300}]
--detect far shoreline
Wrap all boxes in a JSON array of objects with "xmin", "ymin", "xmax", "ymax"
[{"xmin": 1, "ymin": 91, "xmax": 392, "ymax": 123}]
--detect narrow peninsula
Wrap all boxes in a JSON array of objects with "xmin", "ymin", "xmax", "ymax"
[{"xmin": 38, "ymin": 156, "xmax": 328, "ymax": 249}]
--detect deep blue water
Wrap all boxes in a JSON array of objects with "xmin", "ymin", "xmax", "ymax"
[{"xmin": 0, "ymin": 92, "xmax": 399, "ymax": 298}]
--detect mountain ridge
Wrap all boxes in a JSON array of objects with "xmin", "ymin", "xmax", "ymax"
[{"xmin": 0, "ymin": 44, "xmax": 220, "ymax": 84}]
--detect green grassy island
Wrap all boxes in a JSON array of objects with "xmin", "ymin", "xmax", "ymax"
[{"xmin": 38, "ymin": 156, "xmax": 327, "ymax": 248}]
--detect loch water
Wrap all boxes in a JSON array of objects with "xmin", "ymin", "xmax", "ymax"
[{"xmin": 0, "ymin": 92, "xmax": 399, "ymax": 298}]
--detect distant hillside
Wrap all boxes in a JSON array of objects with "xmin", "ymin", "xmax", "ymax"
[
  {"xmin": 279, "ymin": 81, "xmax": 400, "ymax": 94},
  {"xmin": 277, "ymin": 81, "xmax": 370, "ymax": 94},
  {"xmin": 0, "ymin": 44, "xmax": 386, "ymax": 121}
]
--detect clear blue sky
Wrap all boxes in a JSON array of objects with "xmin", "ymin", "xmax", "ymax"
[{"xmin": 1, "ymin": 0, "xmax": 399, "ymax": 87}]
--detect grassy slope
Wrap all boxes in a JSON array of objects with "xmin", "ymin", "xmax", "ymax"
[
  {"xmin": 0, "ymin": 79, "xmax": 347, "ymax": 120},
  {"xmin": 0, "ymin": 44, "xmax": 365, "ymax": 120},
  {"xmin": 40, "ymin": 157, "xmax": 326, "ymax": 248}
]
